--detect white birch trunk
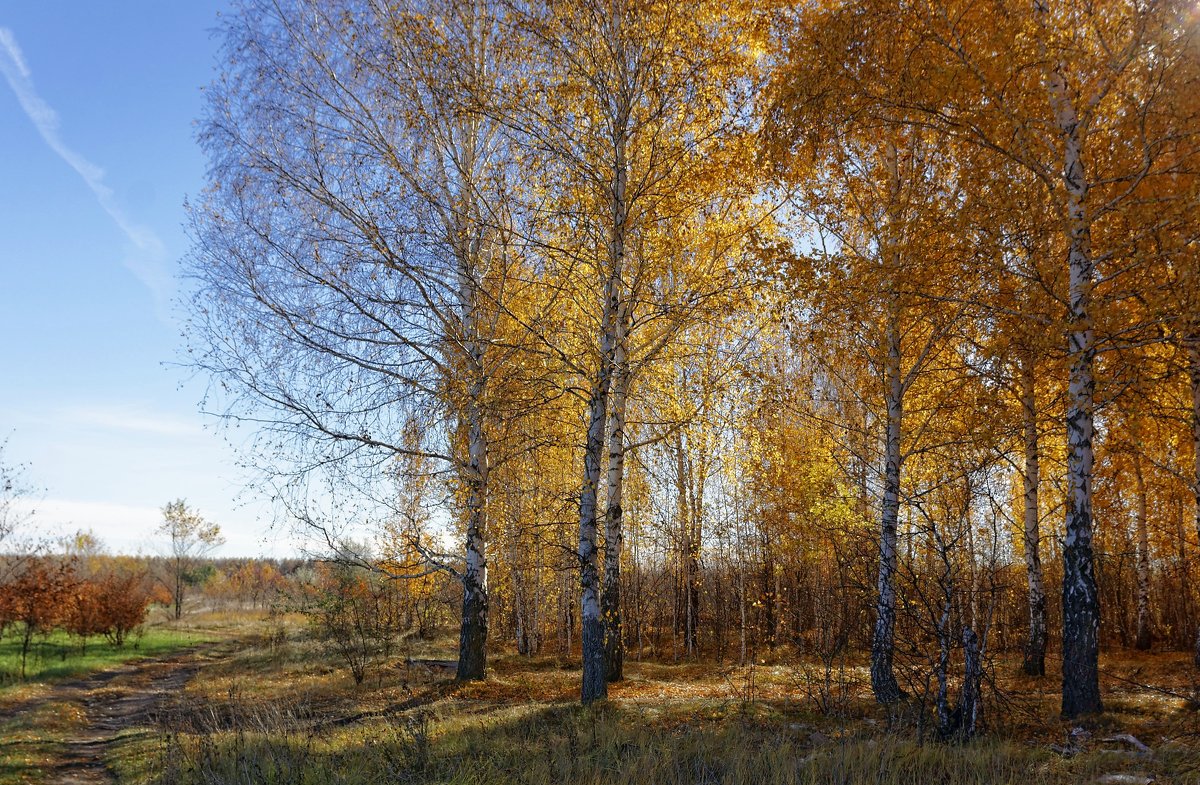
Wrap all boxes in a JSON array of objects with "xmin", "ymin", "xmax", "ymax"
[
  {"xmin": 579, "ymin": 297, "xmax": 616, "ymax": 703},
  {"xmin": 440, "ymin": 0, "xmax": 495, "ymax": 683},
  {"xmin": 1186, "ymin": 333, "xmax": 1200, "ymax": 667},
  {"xmin": 1020, "ymin": 353, "xmax": 1047, "ymax": 675},
  {"xmin": 1038, "ymin": 13, "xmax": 1103, "ymax": 713},
  {"xmin": 578, "ymin": 98, "xmax": 628, "ymax": 703},
  {"xmin": 870, "ymin": 305, "xmax": 905, "ymax": 704},
  {"xmin": 1134, "ymin": 451, "xmax": 1152, "ymax": 650},
  {"xmin": 601, "ymin": 310, "xmax": 629, "ymax": 682},
  {"xmin": 455, "ymin": 259, "xmax": 490, "ymax": 681}
]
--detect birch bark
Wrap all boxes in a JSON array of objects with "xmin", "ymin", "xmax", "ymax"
[
  {"xmin": 579, "ymin": 105, "xmax": 628, "ymax": 703},
  {"xmin": 1020, "ymin": 353, "xmax": 1047, "ymax": 676},
  {"xmin": 456, "ymin": 380, "xmax": 490, "ymax": 680},
  {"xmin": 579, "ymin": 274, "xmax": 620, "ymax": 703},
  {"xmin": 452, "ymin": 4, "xmax": 495, "ymax": 678},
  {"xmin": 601, "ymin": 304, "xmax": 629, "ymax": 682},
  {"xmin": 1186, "ymin": 334, "xmax": 1200, "ymax": 666},
  {"xmin": 870, "ymin": 141, "xmax": 906, "ymax": 705},
  {"xmin": 1133, "ymin": 451, "xmax": 1152, "ymax": 651},
  {"xmin": 1036, "ymin": 7, "xmax": 1103, "ymax": 712},
  {"xmin": 454, "ymin": 201, "xmax": 490, "ymax": 681},
  {"xmin": 870, "ymin": 304, "xmax": 905, "ymax": 704}
]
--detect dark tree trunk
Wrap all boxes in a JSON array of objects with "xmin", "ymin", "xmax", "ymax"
[
  {"xmin": 580, "ymin": 384, "xmax": 608, "ymax": 703},
  {"xmin": 175, "ymin": 565, "xmax": 183, "ymax": 621},
  {"xmin": 685, "ymin": 538, "xmax": 700, "ymax": 656},
  {"xmin": 457, "ymin": 568, "xmax": 488, "ymax": 681},
  {"xmin": 959, "ymin": 626, "xmax": 982, "ymax": 739}
]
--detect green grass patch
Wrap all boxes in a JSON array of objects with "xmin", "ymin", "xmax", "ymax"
[{"xmin": 0, "ymin": 626, "xmax": 212, "ymax": 689}]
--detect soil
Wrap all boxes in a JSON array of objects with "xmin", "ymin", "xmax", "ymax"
[{"xmin": 12, "ymin": 645, "xmax": 221, "ymax": 785}]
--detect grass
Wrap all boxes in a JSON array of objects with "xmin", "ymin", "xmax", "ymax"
[
  {"xmin": 0, "ymin": 625, "xmax": 212, "ymax": 689},
  {"xmin": 115, "ymin": 699, "xmax": 1200, "ymax": 785},
  {"xmin": 0, "ymin": 621, "xmax": 217, "ymax": 785},
  {"xmin": 98, "ymin": 625, "xmax": 1200, "ymax": 785},
  {"xmin": 5, "ymin": 612, "xmax": 1200, "ymax": 784},
  {"xmin": 0, "ymin": 692, "xmax": 88, "ymax": 785}
]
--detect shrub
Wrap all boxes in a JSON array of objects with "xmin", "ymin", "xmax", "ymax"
[
  {"xmin": 304, "ymin": 564, "xmax": 399, "ymax": 685},
  {"xmin": 0, "ymin": 559, "xmax": 76, "ymax": 676},
  {"xmin": 61, "ymin": 569, "xmax": 152, "ymax": 652}
]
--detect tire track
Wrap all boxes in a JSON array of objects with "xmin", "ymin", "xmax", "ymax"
[{"xmin": 39, "ymin": 645, "xmax": 221, "ymax": 784}]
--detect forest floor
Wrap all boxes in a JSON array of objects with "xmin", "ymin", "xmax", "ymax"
[{"xmin": 4, "ymin": 613, "xmax": 1200, "ymax": 784}]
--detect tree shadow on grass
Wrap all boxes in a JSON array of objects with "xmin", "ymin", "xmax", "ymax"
[{"xmin": 142, "ymin": 699, "xmax": 1084, "ymax": 785}]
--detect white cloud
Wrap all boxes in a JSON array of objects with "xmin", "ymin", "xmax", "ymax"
[
  {"xmin": 59, "ymin": 404, "xmax": 203, "ymax": 438},
  {"xmin": 12, "ymin": 497, "xmax": 285, "ymax": 557},
  {"xmin": 13, "ymin": 498, "xmax": 161, "ymax": 553},
  {"xmin": 0, "ymin": 27, "xmax": 30, "ymax": 79},
  {"xmin": 0, "ymin": 26, "xmax": 173, "ymax": 318}
]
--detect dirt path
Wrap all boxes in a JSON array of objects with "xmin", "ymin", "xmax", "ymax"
[{"xmin": 33, "ymin": 645, "xmax": 222, "ymax": 785}]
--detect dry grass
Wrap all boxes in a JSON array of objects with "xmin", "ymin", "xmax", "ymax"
[
  {"xmin": 0, "ymin": 690, "xmax": 89, "ymax": 784},
  {"xmin": 129, "ymin": 699, "xmax": 1200, "ymax": 785},
  {"xmin": 94, "ymin": 624, "xmax": 1200, "ymax": 784}
]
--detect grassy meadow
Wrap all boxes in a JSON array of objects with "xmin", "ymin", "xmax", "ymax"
[
  {"xmin": 72, "ymin": 612, "xmax": 1200, "ymax": 785},
  {"xmin": 0, "ymin": 611, "xmax": 229, "ymax": 785},
  {"xmin": 0, "ymin": 609, "xmax": 1195, "ymax": 784},
  {"xmin": 0, "ymin": 626, "xmax": 210, "ymax": 689}
]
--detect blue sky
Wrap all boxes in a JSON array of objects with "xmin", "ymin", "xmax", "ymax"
[{"xmin": 0, "ymin": 2, "xmax": 290, "ymax": 556}]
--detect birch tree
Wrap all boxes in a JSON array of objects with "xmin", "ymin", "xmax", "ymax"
[
  {"xmin": 766, "ymin": 16, "xmax": 980, "ymax": 700},
  {"xmin": 510, "ymin": 0, "xmax": 754, "ymax": 701},
  {"xmin": 186, "ymin": 0, "xmax": 525, "ymax": 680},
  {"xmin": 769, "ymin": 0, "xmax": 1197, "ymax": 717},
  {"xmin": 158, "ymin": 500, "xmax": 224, "ymax": 621},
  {"xmin": 925, "ymin": 0, "xmax": 1196, "ymax": 716}
]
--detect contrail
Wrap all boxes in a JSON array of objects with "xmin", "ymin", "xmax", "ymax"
[{"xmin": 0, "ymin": 26, "xmax": 173, "ymax": 319}]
